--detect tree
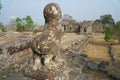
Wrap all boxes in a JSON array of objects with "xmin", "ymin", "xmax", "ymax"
[
  {"xmin": 16, "ymin": 18, "xmax": 25, "ymax": 32},
  {"xmin": 0, "ymin": 22, "xmax": 5, "ymax": 31},
  {"xmin": 104, "ymin": 26, "xmax": 113, "ymax": 42},
  {"xmin": 100, "ymin": 14, "xmax": 115, "ymax": 26},
  {"xmin": 25, "ymin": 16, "xmax": 35, "ymax": 31},
  {"xmin": 94, "ymin": 19, "xmax": 101, "ymax": 23},
  {"xmin": 15, "ymin": 16, "xmax": 35, "ymax": 32},
  {"xmin": 114, "ymin": 21, "xmax": 120, "ymax": 44}
]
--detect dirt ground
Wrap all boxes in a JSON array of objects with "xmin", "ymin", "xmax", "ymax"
[
  {"xmin": 83, "ymin": 43, "xmax": 111, "ymax": 62},
  {"xmin": 82, "ymin": 33, "xmax": 120, "ymax": 80},
  {"xmin": 83, "ymin": 33, "xmax": 110, "ymax": 62},
  {"xmin": 83, "ymin": 33, "xmax": 120, "ymax": 62}
]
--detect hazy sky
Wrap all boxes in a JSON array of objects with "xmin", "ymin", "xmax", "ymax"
[{"xmin": 0, "ymin": 0, "xmax": 120, "ymax": 25}]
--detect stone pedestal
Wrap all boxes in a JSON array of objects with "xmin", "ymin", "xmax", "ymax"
[{"xmin": 23, "ymin": 58, "xmax": 67, "ymax": 80}]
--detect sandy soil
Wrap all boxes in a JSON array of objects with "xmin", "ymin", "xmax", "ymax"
[
  {"xmin": 83, "ymin": 43, "xmax": 111, "ymax": 61},
  {"xmin": 84, "ymin": 33, "xmax": 111, "ymax": 62}
]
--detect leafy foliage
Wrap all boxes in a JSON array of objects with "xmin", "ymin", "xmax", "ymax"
[
  {"xmin": 16, "ymin": 16, "xmax": 35, "ymax": 32},
  {"xmin": 104, "ymin": 26, "xmax": 113, "ymax": 42},
  {"xmin": 104, "ymin": 20, "xmax": 120, "ymax": 44},
  {"xmin": 0, "ymin": 22, "xmax": 5, "ymax": 31},
  {"xmin": 114, "ymin": 21, "xmax": 120, "ymax": 44},
  {"xmin": 94, "ymin": 19, "xmax": 101, "ymax": 23},
  {"xmin": 115, "ymin": 21, "xmax": 120, "ymax": 34},
  {"xmin": 97, "ymin": 14, "xmax": 120, "ymax": 44},
  {"xmin": 100, "ymin": 14, "xmax": 115, "ymax": 26}
]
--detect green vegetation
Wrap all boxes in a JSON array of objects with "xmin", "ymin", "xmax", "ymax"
[
  {"xmin": 16, "ymin": 16, "xmax": 35, "ymax": 32},
  {"xmin": 104, "ymin": 26, "xmax": 113, "ymax": 42},
  {"xmin": 98, "ymin": 14, "xmax": 115, "ymax": 43},
  {"xmin": 94, "ymin": 19, "xmax": 101, "ymax": 23},
  {"xmin": 95, "ymin": 14, "xmax": 119, "ymax": 44},
  {"xmin": 100, "ymin": 14, "xmax": 115, "ymax": 26},
  {"xmin": 114, "ymin": 21, "xmax": 120, "ymax": 44},
  {"xmin": 95, "ymin": 14, "xmax": 115, "ymax": 26},
  {"xmin": 0, "ymin": 22, "xmax": 5, "ymax": 32},
  {"xmin": 104, "ymin": 21, "xmax": 120, "ymax": 44}
]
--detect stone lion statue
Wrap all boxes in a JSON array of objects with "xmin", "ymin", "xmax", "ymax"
[
  {"xmin": 32, "ymin": 3, "xmax": 64, "ymax": 65},
  {"xmin": 24, "ymin": 3, "xmax": 68, "ymax": 80}
]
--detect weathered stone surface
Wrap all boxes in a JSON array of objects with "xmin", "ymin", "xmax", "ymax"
[
  {"xmin": 31, "ymin": 3, "xmax": 64, "ymax": 65},
  {"xmin": 79, "ymin": 73, "xmax": 92, "ymax": 80},
  {"xmin": 87, "ymin": 61, "xmax": 98, "ymax": 71},
  {"xmin": 108, "ymin": 45, "xmax": 117, "ymax": 64},
  {"xmin": 0, "ymin": 2, "xmax": 101, "ymax": 80},
  {"xmin": 0, "ymin": 48, "xmax": 33, "ymax": 80},
  {"xmin": 43, "ymin": 3, "xmax": 62, "ymax": 24},
  {"xmin": 62, "ymin": 21, "xmax": 93, "ymax": 35},
  {"xmin": 0, "ymin": 31, "xmax": 92, "ymax": 80},
  {"xmin": 64, "ymin": 49, "xmax": 92, "ymax": 80},
  {"xmin": 0, "ymin": 29, "xmax": 2, "ymax": 34},
  {"xmin": 69, "ymin": 68, "xmax": 80, "ymax": 80},
  {"xmin": 92, "ymin": 22, "xmax": 105, "ymax": 33},
  {"xmin": 0, "ymin": 29, "xmax": 5, "ymax": 36},
  {"xmin": 22, "ymin": 3, "xmax": 67, "ymax": 80},
  {"xmin": 98, "ymin": 61, "xmax": 109, "ymax": 69},
  {"xmin": 0, "ymin": 37, "xmax": 33, "ymax": 54},
  {"xmin": 23, "ymin": 58, "xmax": 66, "ymax": 80},
  {"xmin": 54, "ymin": 70, "xmax": 69, "ymax": 80}
]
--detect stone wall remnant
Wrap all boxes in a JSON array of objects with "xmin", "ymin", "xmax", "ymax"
[{"xmin": 62, "ymin": 21, "xmax": 93, "ymax": 35}]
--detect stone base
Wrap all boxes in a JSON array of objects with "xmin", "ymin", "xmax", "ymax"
[{"xmin": 23, "ymin": 58, "xmax": 67, "ymax": 80}]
